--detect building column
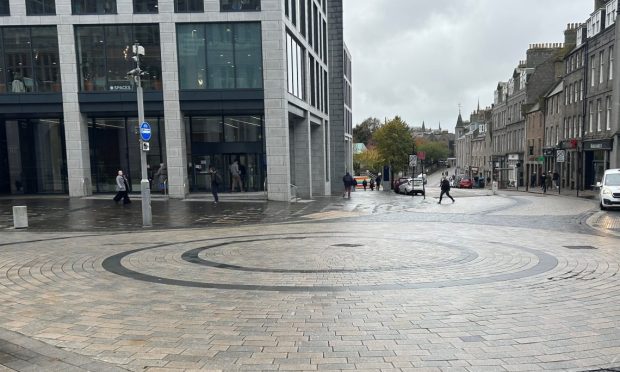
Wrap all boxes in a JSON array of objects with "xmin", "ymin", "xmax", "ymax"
[
  {"xmin": 292, "ymin": 118, "xmax": 312, "ymax": 199},
  {"xmin": 160, "ymin": 22, "xmax": 189, "ymax": 198},
  {"xmin": 311, "ymin": 122, "xmax": 326, "ymax": 196},
  {"xmin": 263, "ymin": 18, "xmax": 291, "ymax": 201},
  {"xmin": 58, "ymin": 24, "xmax": 92, "ymax": 197}
]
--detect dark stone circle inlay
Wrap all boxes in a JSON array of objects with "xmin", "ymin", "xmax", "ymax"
[{"xmin": 101, "ymin": 232, "xmax": 559, "ymax": 292}]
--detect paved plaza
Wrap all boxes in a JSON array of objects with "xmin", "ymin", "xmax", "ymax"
[{"xmin": 1, "ymin": 188, "xmax": 620, "ymax": 371}]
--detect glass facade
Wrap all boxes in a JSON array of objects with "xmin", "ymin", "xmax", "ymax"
[
  {"xmin": 175, "ymin": 0, "xmax": 202, "ymax": 12},
  {"xmin": 177, "ymin": 23, "xmax": 263, "ymax": 90},
  {"xmin": 26, "ymin": 0, "xmax": 55, "ymax": 15},
  {"xmin": 0, "ymin": 26, "xmax": 61, "ymax": 93},
  {"xmin": 88, "ymin": 117, "xmax": 166, "ymax": 193},
  {"xmin": 185, "ymin": 115, "xmax": 265, "ymax": 192},
  {"xmin": 220, "ymin": 0, "xmax": 260, "ymax": 11},
  {"xmin": 286, "ymin": 32, "xmax": 305, "ymax": 100},
  {"xmin": 0, "ymin": 1, "xmax": 9, "ymax": 15},
  {"xmin": 0, "ymin": 119, "xmax": 68, "ymax": 194},
  {"xmin": 72, "ymin": 0, "xmax": 116, "ymax": 14},
  {"xmin": 76, "ymin": 24, "xmax": 162, "ymax": 92},
  {"xmin": 133, "ymin": 0, "xmax": 157, "ymax": 13}
]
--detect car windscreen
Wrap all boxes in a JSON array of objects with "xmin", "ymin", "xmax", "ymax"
[{"xmin": 604, "ymin": 173, "xmax": 620, "ymax": 186}]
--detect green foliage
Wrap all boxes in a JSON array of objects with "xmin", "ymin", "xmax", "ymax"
[
  {"xmin": 354, "ymin": 147, "xmax": 383, "ymax": 175},
  {"xmin": 353, "ymin": 117, "xmax": 381, "ymax": 145},
  {"xmin": 416, "ymin": 140, "xmax": 449, "ymax": 164},
  {"xmin": 373, "ymin": 116, "xmax": 415, "ymax": 173}
]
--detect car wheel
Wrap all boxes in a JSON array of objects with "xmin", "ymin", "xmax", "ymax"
[{"xmin": 600, "ymin": 202, "xmax": 606, "ymax": 211}]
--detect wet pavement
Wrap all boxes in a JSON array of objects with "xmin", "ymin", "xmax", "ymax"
[{"xmin": 1, "ymin": 185, "xmax": 620, "ymax": 371}]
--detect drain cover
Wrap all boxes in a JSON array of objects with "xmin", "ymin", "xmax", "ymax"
[
  {"xmin": 564, "ymin": 245, "xmax": 597, "ymax": 250},
  {"xmin": 331, "ymin": 243, "xmax": 363, "ymax": 247}
]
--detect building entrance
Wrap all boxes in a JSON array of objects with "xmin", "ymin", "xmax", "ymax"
[
  {"xmin": 0, "ymin": 119, "xmax": 67, "ymax": 194},
  {"xmin": 189, "ymin": 153, "xmax": 263, "ymax": 192}
]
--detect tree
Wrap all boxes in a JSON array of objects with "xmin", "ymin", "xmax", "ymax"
[
  {"xmin": 354, "ymin": 147, "xmax": 383, "ymax": 175},
  {"xmin": 416, "ymin": 141, "xmax": 449, "ymax": 165},
  {"xmin": 373, "ymin": 116, "xmax": 415, "ymax": 177},
  {"xmin": 353, "ymin": 117, "xmax": 381, "ymax": 145}
]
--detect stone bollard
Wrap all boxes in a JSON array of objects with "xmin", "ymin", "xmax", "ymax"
[
  {"xmin": 492, "ymin": 181, "xmax": 498, "ymax": 195},
  {"xmin": 12, "ymin": 206, "xmax": 28, "ymax": 229}
]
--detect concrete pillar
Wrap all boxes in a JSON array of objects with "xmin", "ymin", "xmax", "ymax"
[
  {"xmin": 58, "ymin": 24, "xmax": 92, "ymax": 197},
  {"xmin": 263, "ymin": 17, "xmax": 291, "ymax": 201},
  {"xmin": 160, "ymin": 22, "xmax": 189, "ymax": 198},
  {"xmin": 293, "ymin": 118, "xmax": 312, "ymax": 199},
  {"xmin": 5, "ymin": 121, "xmax": 22, "ymax": 194},
  {"xmin": 12, "ymin": 206, "xmax": 28, "ymax": 229},
  {"xmin": 311, "ymin": 122, "xmax": 326, "ymax": 196}
]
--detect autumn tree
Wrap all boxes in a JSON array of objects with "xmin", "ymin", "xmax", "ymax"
[
  {"xmin": 352, "ymin": 117, "xmax": 381, "ymax": 145},
  {"xmin": 373, "ymin": 116, "xmax": 415, "ymax": 177}
]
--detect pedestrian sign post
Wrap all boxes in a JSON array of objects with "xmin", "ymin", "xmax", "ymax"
[
  {"xmin": 409, "ymin": 155, "xmax": 417, "ymax": 167},
  {"xmin": 139, "ymin": 121, "xmax": 151, "ymax": 142},
  {"xmin": 556, "ymin": 149, "xmax": 565, "ymax": 163}
]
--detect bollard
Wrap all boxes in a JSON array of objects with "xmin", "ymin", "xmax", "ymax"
[
  {"xmin": 12, "ymin": 206, "xmax": 28, "ymax": 229},
  {"xmin": 492, "ymin": 181, "xmax": 498, "ymax": 195}
]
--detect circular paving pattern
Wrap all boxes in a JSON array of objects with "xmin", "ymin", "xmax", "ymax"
[{"xmin": 102, "ymin": 231, "xmax": 558, "ymax": 291}]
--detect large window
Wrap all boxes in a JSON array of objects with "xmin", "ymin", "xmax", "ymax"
[
  {"xmin": 0, "ymin": 26, "xmax": 61, "ymax": 93},
  {"xmin": 175, "ymin": 0, "xmax": 203, "ymax": 12},
  {"xmin": 72, "ymin": 0, "xmax": 116, "ymax": 14},
  {"xmin": 134, "ymin": 0, "xmax": 157, "ymax": 13},
  {"xmin": 286, "ymin": 32, "xmax": 305, "ymax": 100},
  {"xmin": 177, "ymin": 23, "xmax": 262, "ymax": 90},
  {"xmin": 26, "ymin": 0, "xmax": 55, "ymax": 15},
  {"xmin": 224, "ymin": 116, "xmax": 262, "ymax": 142},
  {"xmin": 76, "ymin": 24, "xmax": 162, "ymax": 92},
  {"xmin": 220, "ymin": 0, "xmax": 260, "ymax": 11},
  {"xmin": 0, "ymin": 1, "xmax": 9, "ymax": 15}
]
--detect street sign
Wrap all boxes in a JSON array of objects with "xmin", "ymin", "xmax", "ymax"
[
  {"xmin": 139, "ymin": 122, "xmax": 152, "ymax": 142},
  {"xmin": 409, "ymin": 155, "xmax": 417, "ymax": 167},
  {"xmin": 417, "ymin": 151, "xmax": 426, "ymax": 160},
  {"xmin": 556, "ymin": 149, "xmax": 566, "ymax": 163}
]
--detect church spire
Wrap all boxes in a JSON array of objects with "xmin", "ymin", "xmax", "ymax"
[
  {"xmin": 439, "ymin": 121, "xmax": 442, "ymax": 131},
  {"xmin": 422, "ymin": 121, "xmax": 425, "ymax": 131}
]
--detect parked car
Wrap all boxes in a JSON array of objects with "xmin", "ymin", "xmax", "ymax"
[
  {"xmin": 458, "ymin": 177, "xmax": 473, "ymax": 189},
  {"xmin": 399, "ymin": 177, "xmax": 425, "ymax": 196},
  {"xmin": 393, "ymin": 177, "xmax": 410, "ymax": 193},
  {"xmin": 597, "ymin": 168, "xmax": 620, "ymax": 210}
]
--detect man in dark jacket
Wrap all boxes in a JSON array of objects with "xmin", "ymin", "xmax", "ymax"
[
  {"xmin": 438, "ymin": 177, "xmax": 455, "ymax": 204},
  {"xmin": 343, "ymin": 172, "xmax": 353, "ymax": 199}
]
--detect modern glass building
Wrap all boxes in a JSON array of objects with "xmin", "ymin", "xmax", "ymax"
[{"xmin": 0, "ymin": 0, "xmax": 350, "ymax": 201}]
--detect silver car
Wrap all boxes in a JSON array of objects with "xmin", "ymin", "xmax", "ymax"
[{"xmin": 398, "ymin": 177, "xmax": 425, "ymax": 196}]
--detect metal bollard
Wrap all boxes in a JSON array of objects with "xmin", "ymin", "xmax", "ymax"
[{"xmin": 12, "ymin": 206, "xmax": 28, "ymax": 229}]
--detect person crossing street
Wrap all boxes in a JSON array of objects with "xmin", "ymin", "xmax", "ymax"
[{"xmin": 438, "ymin": 177, "xmax": 455, "ymax": 204}]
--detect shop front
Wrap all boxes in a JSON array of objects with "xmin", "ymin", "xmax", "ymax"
[
  {"xmin": 583, "ymin": 139, "xmax": 613, "ymax": 189},
  {"xmin": 0, "ymin": 118, "xmax": 68, "ymax": 194}
]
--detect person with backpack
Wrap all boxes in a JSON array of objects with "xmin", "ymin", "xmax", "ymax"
[
  {"xmin": 342, "ymin": 172, "xmax": 354, "ymax": 199},
  {"xmin": 438, "ymin": 177, "xmax": 455, "ymax": 204}
]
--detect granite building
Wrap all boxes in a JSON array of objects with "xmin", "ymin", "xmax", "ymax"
[{"xmin": 0, "ymin": 0, "xmax": 350, "ymax": 201}]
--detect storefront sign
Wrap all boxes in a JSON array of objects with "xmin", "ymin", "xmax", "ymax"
[
  {"xmin": 584, "ymin": 139, "xmax": 613, "ymax": 151},
  {"xmin": 508, "ymin": 154, "xmax": 519, "ymax": 161},
  {"xmin": 543, "ymin": 148, "xmax": 555, "ymax": 157}
]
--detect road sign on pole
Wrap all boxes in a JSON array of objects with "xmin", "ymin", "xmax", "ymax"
[
  {"xmin": 409, "ymin": 155, "xmax": 417, "ymax": 167},
  {"xmin": 556, "ymin": 149, "xmax": 566, "ymax": 163},
  {"xmin": 139, "ymin": 121, "xmax": 151, "ymax": 142},
  {"xmin": 417, "ymin": 151, "xmax": 426, "ymax": 160}
]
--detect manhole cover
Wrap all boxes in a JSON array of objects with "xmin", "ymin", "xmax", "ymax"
[
  {"xmin": 564, "ymin": 245, "xmax": 597, "ymax": 250},
  {"xmin": 331, "ymin": 243, "xmax": 363, "ymax": 247}
]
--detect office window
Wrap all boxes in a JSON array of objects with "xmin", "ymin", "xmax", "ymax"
[
  {"xmin": 597, "ymin": 99, "xmax": 602, "ymax": 132},
  {"xmin": 175, "ymin": 0, "xmax": 203, "ymax": 12},
  {"xmin": 177, "ymin": 23, "xmax": 263, "ymax": 90},
  {"xmin": 134, "ymin": 0, "xmax": 157, "ymax": 13},
  {"xmin": 599, "ymin": 51, "xmax": 604, "ymax": 83},
  {"xmin": 606, "ymin": 96, "xmax": 611, "ymax": 130},
  {"xmin": 220, "ymin": 0, "xmax": 260, "ymax": 11},
  {"xmin": 1, "ymin": 26, "xmax": 61, "ymax": 93},
  {"xmin": 72, "ymin": 0, "xmax": 116, "ymax": 14},
  {"xmin": 286, "ymin": 32, "xmax": 305, "ymax": 100},
  {"xmin": 76, "ymin": 24, "xmax": 162, "ymax": 92},
  {"xmin": 591, "ymin": 55, "xmax": 596, "ymax": 86},
  {"xmin": 609, "ymin": 46, "xmax": 614, "ymax": 80},
  {"xmin": 0, "ymin": 0, "xmax": 8, "ymax": 15},
  {"xmin": 300, "ymin": 0, "xmax": 306, "ymax": 38},
  {"xmin": 26, "ymin": 0, "xmax": 55, "ymax": 15},
  {"xmin": 224, "ymin": 116, "xmax": 262, "ymax": 142}
]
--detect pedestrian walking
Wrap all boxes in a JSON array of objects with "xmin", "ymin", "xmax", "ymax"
[
  {"xmin": 546, "ymin": 171, "xmax": 553, "ymax": 192},
  {"xmin": 438, "ymin": 177, "xmax": 455, "ymax": 204},
  {"xmin": 342, "ymin": 172, "xmax": 354, "ymax": 199},
  {"xmin": 229, "ymin": 159, "xmax": 244, "ymax": 192},
  {"xmin": 552, "ymin": 171, "xmax": 559, "ymax": 189},
  {"xmin": 155, "ymin": 163, "xmax": 167, "ymax": 194},
  {"xmin": 375, "ymin": 175, "xmax": 381, "ymax": 191},
  {"xmin": 369, "ymin": 179, "xmax": 375, "ymax": 191},
  {"xmin": 541, "ymin": 172, "xmax": 547, "ymax": 193},
  {"xmin": 208, "ymin": 165, "xmax": 221, "ymax": 204},
  {"xmin": 362, "ymin": 179, "xmax": 367, "ymax": 191},
  {"xmin": 113, "ymin": 170, "xmax": 131, "ymax": 205}
]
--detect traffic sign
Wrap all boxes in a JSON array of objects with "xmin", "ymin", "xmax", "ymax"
[
  {"xmin": 409, "ymin": 155, "xmax": 417, "ymax": 167},
  {"xmin": 139, "ymin": 122, "xmax": 151, "ymax": 142},
  {"xmin": 556, "ymin": 149, "xmax": 566, "ymax": 163},
  {"xmin": 417, "ymin": 151, "xmax": 426, "ymax": 160}
]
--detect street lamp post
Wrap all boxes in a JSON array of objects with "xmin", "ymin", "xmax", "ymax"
[{"xmin": 129, "ymin": 43, "xmax": 152, "ymax": 227}]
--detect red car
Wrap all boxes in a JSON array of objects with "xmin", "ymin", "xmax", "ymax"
[{"xmin": 458, "ymin": 177, "xmax": 473, "ymax": 189}]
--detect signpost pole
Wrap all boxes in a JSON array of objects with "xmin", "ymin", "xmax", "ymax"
[{"xmin": 132, "ymin": 43, "xmax": 152, "ymax": 227}]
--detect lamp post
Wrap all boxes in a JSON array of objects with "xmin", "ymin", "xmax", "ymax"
[{"xmin": 128, "ymin": 43, "xmax": 152, "ymax": 227}]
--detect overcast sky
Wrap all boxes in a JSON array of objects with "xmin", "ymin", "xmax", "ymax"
[{"xmin": 343, "ymin": 0, "xmax": 593, "ymax": 133}]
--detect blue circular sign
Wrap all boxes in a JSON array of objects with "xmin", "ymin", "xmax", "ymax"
[{"xmin": 140, "ymin": 122, "xmax": 151, "ymax": 141}]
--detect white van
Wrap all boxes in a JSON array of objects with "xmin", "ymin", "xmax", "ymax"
[{"xmin": 597, "ymin": 168, "xmax": 620, "ymax": 210}]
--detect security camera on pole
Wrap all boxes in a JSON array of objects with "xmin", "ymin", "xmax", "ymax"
[{"xmin": 128, "ymin": 43, "xmax": 152, "ymax": 227}]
